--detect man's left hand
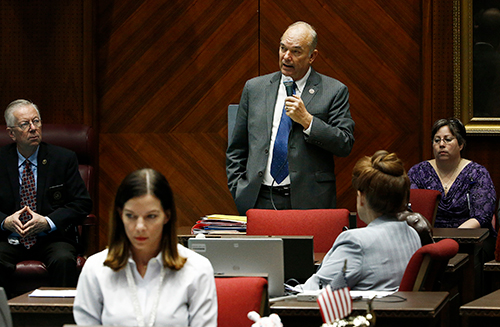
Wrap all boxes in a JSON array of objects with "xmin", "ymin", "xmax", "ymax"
[
  {"xmin": 285, "ymin": 95, "xmax": 313, "ymax": 129},
  {"xmin": 21, "ymin": 207, "xmax": 50, "ymax": 237}
]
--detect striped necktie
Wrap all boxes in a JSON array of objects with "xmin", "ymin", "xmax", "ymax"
[{"xmin": 19, "ymin": 160, "xmax": 37, "ymax": 249}]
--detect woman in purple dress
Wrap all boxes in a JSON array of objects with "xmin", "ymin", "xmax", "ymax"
[{"xmin": 408, "ymin": 118, "xmax": 497, "ymax": 258}]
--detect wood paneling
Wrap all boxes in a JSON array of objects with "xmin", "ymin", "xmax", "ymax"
[
  {"xmin": 96, "ymin": 0, "xmax": 426, "ymax": 249},
  {"xmin": 96, "ymin": 0, "xmax": 259, "ymax": 248},
  {"xmin": 6, "ymin": 0, "xmax": 498, "ymax": 253},
  {"xmin": 0, "ymin": 1, "xmax": 94, "ymax": 125},
  {"xmin": 429, "ymin": 0, "xmax": 500, "ymax": 204},
  {"xmin": 260, "ymin": 0, "xmax": 424, "ymax": 210}
]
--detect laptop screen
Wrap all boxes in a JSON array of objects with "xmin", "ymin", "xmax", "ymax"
[{"xmin": 188, "ymin": 237, "xmax": 285, "ymax": 297}]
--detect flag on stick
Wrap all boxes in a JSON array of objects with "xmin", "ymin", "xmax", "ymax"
[
  {"xmin": 317, "ymin": 259, "xmax": 352, "ymax": 324},
  {"xmin": 317, "ymin": 284, "xmax": 352, "ymax": 324}
]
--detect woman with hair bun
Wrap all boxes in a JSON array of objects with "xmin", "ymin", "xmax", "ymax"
[{"xmin": 302, "ymin": 150, "xmax": 422, "ymax": 291}]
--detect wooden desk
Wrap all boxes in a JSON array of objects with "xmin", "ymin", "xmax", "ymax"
[
  {"xmin": 442, "ymin": 253, "xmax": 469, "ymax": 327},
  {"xmin": 8, "ymin": 287, "xmax": 75, "ymax": 327},
  {"xmin": 433, "ymin": 228, "xmax": 489, "ymax": 302},
  {"xmin": 460, "ymin": 288, "xmax": 500, "ymax": 327},
  {"xmin": 483, "ymin": 259, "xmax": 500, "ymax": 294},
  {"xmin": 271, "ymin": 291, "xmax": 449, "ymax": 327}
]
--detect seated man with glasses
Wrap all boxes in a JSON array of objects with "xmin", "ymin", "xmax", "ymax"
[
  {"xmin": 408, "ymin": 117, "xmax": 497, "ymax": 260},
  {"xmin": 0, "ymin": 99, "xmax": 92, "ymax": 297}
]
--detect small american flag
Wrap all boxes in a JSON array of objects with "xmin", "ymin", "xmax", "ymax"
[
  {"xmin": 317, "ymin": 284, "xmax": 352, "ymax": 324},
  {"xmin": 316, "ymin": 260, "xmax": 352, "ymax": 324}
]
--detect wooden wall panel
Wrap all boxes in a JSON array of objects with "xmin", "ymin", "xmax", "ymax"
[
  {"xmin": 0, "ymin": 1, "xmax": 94, "ymax": 125},
  {"xmin": 428, "ymin": 0, "xmax": 500, "ymax": 205},
  {"xmin": 96, "ymin": 0, "xmax": 429, "ymax": 250},
  {"xmin": 8, "ymin": 0, "xmax": 493, "ymax": 253},
  {"xmin": 96, "ymin": 0, "xmax": 259, "ymax": 248},
  {"xmin": 260, "ymin": 0, "xmax": 424, "ymax": 210}
]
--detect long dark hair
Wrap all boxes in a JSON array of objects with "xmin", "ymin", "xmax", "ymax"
[{"xmin": 104, "ymin": 168, "xmax": 186, "ymax": 271}]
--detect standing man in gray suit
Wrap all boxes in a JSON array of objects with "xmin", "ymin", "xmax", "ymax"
[{"xmin": 226, "ymin": 21, "xmax": 355, "ymax": 215}]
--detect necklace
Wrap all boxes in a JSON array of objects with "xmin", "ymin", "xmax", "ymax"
[
  {"xmin": 126, "ymin": 261, "xmax": 166, "ymax": 327},
  {"xmin": 436, "ymin": 162, "xmax": 461, "ymax": 193}
]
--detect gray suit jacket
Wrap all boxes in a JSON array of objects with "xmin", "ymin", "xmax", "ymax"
[
  {"xmin": 303, "ymin": 216, "xmax": 422, "ymax": 291},
  {"xmin": 226, "ymin": 69, "xmax": 355, "ymax": 215}
]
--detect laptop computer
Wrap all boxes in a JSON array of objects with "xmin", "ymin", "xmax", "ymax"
[
  {"xmin": 183, "ymin": 234, "xmax": 316, "ymax": 283},
  {"xmin": 188, "ymin": 237, "xmax": 285, "ymax": 297},
  {"xmin": 221, "ymin": 235, "xmax": 315, "ymax": 283}
]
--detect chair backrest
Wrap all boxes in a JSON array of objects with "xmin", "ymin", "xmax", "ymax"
[
  {"xmin": 215, "ymin": 277, "xmax": 268, "ymax": 327},
  {"xmin": 246, "ymin": 209, "xmax": 350, "ymax": 253},
  {"xmin": 409, "ymin": 189, "xmax": 442, "ymax": 226},
  {"xmin": 355, "ymin": 189, "xmax": 442, "ymax": 229},
  {"xmin": 493, "ymin": 198, "xmax": 499, "ymax": 232},
  {"xmin": 228, "ymin": 104, "xmax": 238, "ymax": 142},
  {"xmin": 399, "ymin": 238, "xmax": 459, "ymax": 291},
  {"xmin": 0, "ymin": 124, "xmax": 97, "ymax": 200},
  {"xmin": 0, "ymin": 124, "xmax": 98, "ymax": 257}
]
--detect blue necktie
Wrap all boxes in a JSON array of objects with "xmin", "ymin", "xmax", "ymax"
[{"xmin": 271, "ymin": 83, "xmax": 296, "ymax": 184}]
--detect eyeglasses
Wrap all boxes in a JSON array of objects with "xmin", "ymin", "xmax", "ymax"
[
  {"xmin": 10, "ymin": 118, "xmax": 42, "ymax": 131},
  {"xmin": 433, "ymin": 137, "xmax": 455, "ymax": 145}
]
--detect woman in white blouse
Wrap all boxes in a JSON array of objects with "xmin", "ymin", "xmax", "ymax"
[{"xmin": 73, "ymin": 168, "xmax": 217, "ymax": 326}]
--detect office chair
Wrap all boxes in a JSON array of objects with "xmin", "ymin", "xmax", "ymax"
[
  {"xmin": 227, "ymin": 104, "xmax": 238, "ymax": 142},
  {"xmin": 399, "ymin": 238, "xmax": 459, "ymax": 291},
  {"xmin": 408, "ymin": 189, "xmax": 442, "ymax": 226},
  {"xmin": 0, "ymin": 124, "xmax": 98, "ymax": 296},
  {"xmin": 246, "ymin": 209, "xmax": 350, "ymax": 253},
  {"xmin": 215, "ymin": 276, "xmax": 268, "ymax": 327},
  {"xmin": 355, "ymin": 188, "xmax": 442, "ymax": 228}
]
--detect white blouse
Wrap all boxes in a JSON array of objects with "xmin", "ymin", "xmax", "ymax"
[{"xmin": 73, "ymin": 244, "xmax": 217, "ymax": 326}]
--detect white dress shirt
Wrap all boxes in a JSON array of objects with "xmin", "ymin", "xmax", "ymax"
[
  {"xmin": 262, "ymin": 68, "xmax": 312, "ymax": 186},
  {"xmin": 73, "ymin": 244, "xmax": 217, "ymax": 326}
]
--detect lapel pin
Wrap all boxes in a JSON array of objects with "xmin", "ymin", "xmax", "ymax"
[
  {"xmin": 42, "ymin": 159, "xmax": 47, "ymax": 165},
  {"xmin": 53, "ymin": 191, "xmax": 62, "ymax": 201},
  {"xmin": 309, "ymin": 89, "xmax": 315, "ymax": 95}
]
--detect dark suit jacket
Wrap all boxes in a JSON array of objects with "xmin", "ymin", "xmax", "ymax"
[
  {"xmin": 226, "ymin": 69, "xmax": 355, "ymax": 215},
  {"xmin": 0, "ymin": 142, "xmax": 92, "ymax": 246}
]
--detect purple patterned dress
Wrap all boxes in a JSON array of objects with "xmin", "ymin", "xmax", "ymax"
[{"xmin": 408, "ymin": 161, "xmax": 497, "ymax": 236}]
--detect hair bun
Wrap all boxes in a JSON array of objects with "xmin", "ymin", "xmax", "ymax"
[{"xmin": 371, "ymin": 150, "xmax": 405, "ymax": 177}]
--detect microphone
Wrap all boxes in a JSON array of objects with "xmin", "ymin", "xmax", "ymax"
[{"xmin": 283, "ymin": 76, "xmax": 294, "ymax": 96}]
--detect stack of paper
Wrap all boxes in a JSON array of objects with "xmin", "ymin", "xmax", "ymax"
[{"xmin": 191, "ymin": 214, "xmax": 247, "ymax": 234}]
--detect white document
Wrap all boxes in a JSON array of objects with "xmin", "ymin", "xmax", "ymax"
[
  {"xmin": 285, "ymin": 284, "xmax": 395, "ymax": 299},
  {"xmin": 29, "ymin": 289, "xmax": 77, "ymax": 298},
  {"xmin": 350, "ymin": 290, "xmax": 395, "ymax": 299}
]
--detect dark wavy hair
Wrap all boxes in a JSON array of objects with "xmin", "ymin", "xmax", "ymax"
[
  {"xmin": 431, "ymin": 118, "xmax": 466, "ymax": 149},
  {"xmin": 104, "ymin": 168, "xmax": 186, "ymax": 271}
]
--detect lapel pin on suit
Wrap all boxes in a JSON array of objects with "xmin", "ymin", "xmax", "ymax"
[
  {"xmin": 309, "ymin": 89, "xmax": 315, "ymax": 94},
  {"xmin": 42, "ymin": 159, "xmax": 47, "ymax": 165}
]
